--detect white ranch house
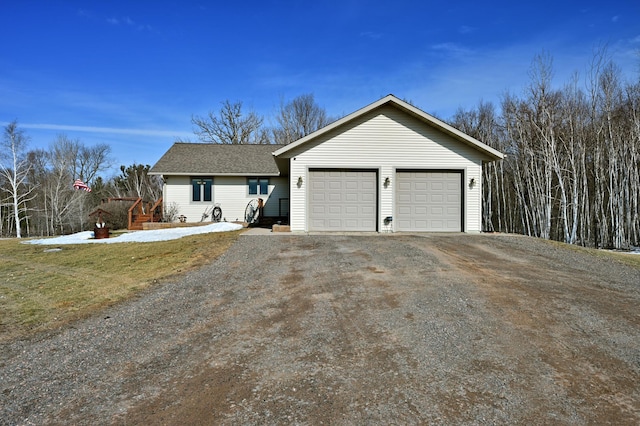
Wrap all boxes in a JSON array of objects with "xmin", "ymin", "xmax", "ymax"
[{"xmin": 150, "ymin": 95, "xmax": 504, "ymax": 232}]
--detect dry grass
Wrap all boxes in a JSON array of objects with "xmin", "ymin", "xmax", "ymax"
[
  {"xmin": 542, "ymin": 238, "xmax": 640, "ymax": 270},
  {"xmin": 0, "ymin": 230, "xmax": 242, "ymax": 341}
]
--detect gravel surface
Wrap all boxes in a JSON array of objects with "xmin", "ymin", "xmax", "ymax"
[{"xmin": 1, "ymin": 233, "xmax": 639, "ymax": 425}]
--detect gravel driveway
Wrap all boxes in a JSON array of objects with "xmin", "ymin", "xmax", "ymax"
[{"xmin": 1, "ymin": 233, "xmax": 639, "ymax": 425}]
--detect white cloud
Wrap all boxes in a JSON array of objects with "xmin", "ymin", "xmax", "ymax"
[
  {"xmin": 2, "ymin": 123, "xmax": 192, "ymax": 139},
  {"xmin": 105, "ymin": 15, "xmax": 152, "ymax": 32},
  {"xmin": 458, "ymin": 25, "xmax": 475, "ymax": 34},
  {"xmin": 77, "ymin": 9, "xmax": 93, "ymax": 19},
  {"xmin": 429, "ymin": 42, "xmax": 475, "ymax": 60},
  {"xmin": 360, "ymin": 31, "xmax": 382, "ymax": 40}
]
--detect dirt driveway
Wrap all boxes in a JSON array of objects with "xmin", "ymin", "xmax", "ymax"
[{"xmin": 2, "ymin": 234, "xmax": 640, "ymax": 425}]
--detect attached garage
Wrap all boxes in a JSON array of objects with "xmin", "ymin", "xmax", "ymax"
[
  {"xmin": 273, "ymin": 95, "xmax": 504, "ymax": 233},
  {"xmin": 396, "ymin": 171, "xmax": 463, "ymax": 232},
  {"xmin": 309, "ymin": 169, "xmax": 377, "ymax": 231}
]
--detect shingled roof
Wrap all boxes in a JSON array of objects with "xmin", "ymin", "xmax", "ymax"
[{"xmin": 149, "ymin": 143, "xmax": 285, "ymax": 176}]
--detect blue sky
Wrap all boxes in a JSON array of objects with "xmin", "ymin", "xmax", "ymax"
[{"xmin": 1, "ymin": 1, "xmax": 639, "ymax": 174}]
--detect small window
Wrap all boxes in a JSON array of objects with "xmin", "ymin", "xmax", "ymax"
[
  {"xmin": 248, "ymin": 178, "xmax": 269, "ymax": 195},
  {"xmin": 192, "ymin": 178, "xmax": 213, "ymax": 202}
]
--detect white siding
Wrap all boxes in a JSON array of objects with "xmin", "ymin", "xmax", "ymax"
[
  {"xmin": 163, "ymin": 175, "xmax": 288, "ymax": 223},
  {"xmin": 287, "ymin": 105, "xmax": 484, "ymax": 232}
]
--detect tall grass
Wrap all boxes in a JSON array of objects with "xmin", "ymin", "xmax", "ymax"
[{"xmin": 0, "ymin": 230, "xmax": 241, "ymax": 342}]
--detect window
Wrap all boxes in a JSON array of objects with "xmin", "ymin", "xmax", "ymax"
[
  {"xmin": 191, "ymin": 177, "xmax": 213, "ymax": 202},
  {"xmin": 248, "ymin": 178, "xmax": 269, "ymax": 195}
]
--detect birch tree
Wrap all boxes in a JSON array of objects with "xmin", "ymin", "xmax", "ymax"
[
  {"xmin": 451, "ymin": 50, "xmax": 640, "ymax": 249},
  {"xmin": 0, "ymin": 121, "xmax": 36, "ymax": 238}
]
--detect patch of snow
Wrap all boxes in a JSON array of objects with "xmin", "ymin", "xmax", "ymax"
[
  {"xmin": 23, "ymin": 223, "xmax": 243, "ymax": 245},
  {"xmin": 603, "ymin": 246, "xmax": 640, "ymax": 255}
]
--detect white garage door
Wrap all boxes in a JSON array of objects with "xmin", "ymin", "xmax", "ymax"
[
  {"xmin": 396, "ymin": 171, "xmax": 462, "ymax": 232},
  {"xmin": 309, "ymin": 170, "xmax": 377, "ymax": 231}
]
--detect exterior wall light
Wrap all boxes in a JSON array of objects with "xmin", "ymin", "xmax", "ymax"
[
  {"xmin": 469, "ymin": 177, "xmax": 476, "ymax": 188},
  {"xmin": 297, "ymin": 176, "xmax": 303, "ymax": 186},
  {"xmin": 384, "ymin": 177, "xmax": 390, "ymax": 187}
]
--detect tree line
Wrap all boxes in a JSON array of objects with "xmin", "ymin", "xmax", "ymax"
[
  {"xmin": 0, "ymin": 125, "xmax": 163, "ymax": 237},
  {"xmin": 453, "ymin": 51, "xmax": 640, "ymax": 249}
]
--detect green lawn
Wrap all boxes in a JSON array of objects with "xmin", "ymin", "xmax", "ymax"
[{"xmin": 0, "ymin": 230, "xmax": 241, "ymax": 341}]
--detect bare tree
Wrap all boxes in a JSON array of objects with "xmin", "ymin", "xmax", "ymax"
[
  {"xmin": 451, "ymin": 49, "xmax": 640, "ymax": 249},
  {"xmin": 44, "ymin": 136, "xmax": 85, "ymax": 234},
  {"xmin": 74, "ymin": 142, "xmax": 112, "ymax": 183},
  {"xmin": 273, "ymin": 94, "xmax": 333, "ymax": 144},
  {"xmin": 0, "ymin": 121, "xmax": 36, "ymax": 238},
  {"xmin": 112, "ymin": 163, "xmax": 162, "ymax": 200},
  {"xmin": 451, "ymin": 101, "xmax": 508, "ymax": 232},
  {"xmin": 192, "ymin": 100, "xmax": 264, "ymax": 144}
]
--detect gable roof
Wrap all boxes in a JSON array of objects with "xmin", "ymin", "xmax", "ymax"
[
  {"xmin": 273, "ymin": 94, "xmax": 504, "ymax": 161},
  {"xmin": 149, "ymin": 143, "xmax": 285, "ymax": 176}
]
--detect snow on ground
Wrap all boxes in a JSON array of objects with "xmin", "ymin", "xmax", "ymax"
[{"xmin": 23, "ymin": 223, "xmax": 243, "ymax": 245}]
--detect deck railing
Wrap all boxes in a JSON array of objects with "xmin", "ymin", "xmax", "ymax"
[{"xmin": 128, "ymin": 198, "xmax": 163, "ymax": 230}]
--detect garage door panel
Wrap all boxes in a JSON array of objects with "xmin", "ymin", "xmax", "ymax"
[
  {"xmin": 396, "ymin": 171, "xmax": 462, "ymax": 232},
  {"xmin": 312, "ymin": 181, "xmax": 325, "ymax": 191},
  {"xmin": 344, "ymin": 206, "xmax": 358, "ymax": 215},
  {"xmin": 309, "ymin": 170, "xmax": 377, "ymax": 231},
  {"xmin": 345, "ymin": 193, "xmax": 358, "ymax": 202},
  {"xmin": 413, "ymin": 182, "xmax": 427, "ymax": 191},
  {"xmin": 361, "ymin": 193, "xmax": 375, "ymax": 203},
  {"xmin": 398, "ymin": 193, "xmax": 411, "ymax": 203},
  {"xmin": 312, "ymin": 205, "xmax": 326, "ymax": 215},
  {"xmin": 311, "ymin": 192, "xmax": 325, "ymax": 202}
]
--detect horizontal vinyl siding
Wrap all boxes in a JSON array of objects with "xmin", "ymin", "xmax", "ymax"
[
  {"xmin": 290, "ymin": 161, "xmax": 306, "ymax": 231},
  {"xmin": 164, "ymin": 175, "xmax": 205, "ymax": 222},
  {"xmin": 287, "ymin": 105, "xmax": 485, "ymax": 232},
  {"xmin": 266, "ymin": 176, "xmax": 290, "ymax": 218},
  {"xmin": 164, "ymin": 175, "xmax": 288, "ymax": 223}
]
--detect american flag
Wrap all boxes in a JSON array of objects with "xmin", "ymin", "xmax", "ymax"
[{"xmin": 73, "ymin": 179, "xmax": 92, "ymax": 192}]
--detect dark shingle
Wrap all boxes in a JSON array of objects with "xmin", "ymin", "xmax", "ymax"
[{"xmin": 149, "ymin": 143, "xmax": 285, "ymax": 176}]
